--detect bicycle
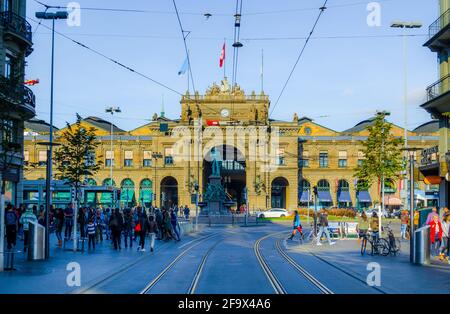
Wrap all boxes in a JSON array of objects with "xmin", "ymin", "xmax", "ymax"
[
  {"xmin": 384, "ymin": 222, "xmax": 401, "ymax": 255},
  {"xmin": 360, "ymin": 230, "xmax": 390, "ymax": 256}
]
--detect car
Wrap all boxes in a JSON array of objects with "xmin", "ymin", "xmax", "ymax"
[
  {"xmin": 364, "ymin": 208, "xmax": 389, "ymax": 218},
  {"xmin": 256, "ymin": 208, "xmax": 289, "ymax": 218}
]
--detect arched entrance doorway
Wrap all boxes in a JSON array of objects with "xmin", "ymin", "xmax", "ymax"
[
  {"xmin": 120, "ymin": 178, "xmax": 135, "ymax": 207},
  {"xmin": 160, "ymin": 176, "xmax": 178, "ymax": 209},
  {"xmin": 139, "ymin": 179, "xmax": 153, "ymax": 208},
  {"xmin": 203, "ymin": 145, "xmax": 246, "ymax": 210},
  {"xmin": 271, "ymin": 177, "xmax": 289, "ymax": 209}
]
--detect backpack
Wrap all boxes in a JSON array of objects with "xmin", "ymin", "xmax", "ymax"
[{"xmin": 5, "ymin": 211, "xmax": 17, "ymax": 226}]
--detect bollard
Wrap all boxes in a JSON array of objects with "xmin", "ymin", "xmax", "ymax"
[{"xmin": 413, "ymin": 225, "xmax": 430, "ymax": 265}]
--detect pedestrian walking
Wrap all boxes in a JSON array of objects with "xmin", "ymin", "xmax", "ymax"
[
  {"xmin": 78, "ymin": 207, "xmax": 88, "ymax": 240},
  {"xmin": 288, "ymin": 210, "xmax": 303, "ymax": 241},
  {"xmin": 316, "ymin": 210, "xmax": 335, "ymax": 246},
  {"xmin": 155, "ymin": 208, "xmax": 164, "ymax": 240},
  {"xmin": 148, "ymin": 215, "xmax": 158, "ymax": 252},
  {"xmin": 55, "ymin": 208, "xmax": 64, "ymax": 247},
  {"xmin": 136, "ymin": 207, "xmax": 149, "ymax": 251},
  {"xmin": 164, "ymin": 210, "xmax": 175, "ymax": 241},
  {"xmin": 439, "ymin": 214, "xmax": 450, "ymax": 262},
  {"xmin": 64, "ymin": 203, "xmax": 74, "ymax": 240},
  {"xmin": 425, "ymin": 207, "xmax": 440, "ymax": 225},
  {"xmin": 109, "ymin": 208, "xmax": 124, "ymax": 250},
  {"xmin": 428, "ymin": 214, "xmax": 443, "ymax": 257},
  {"xmin": 19, "ymin": 207, "xmax": 37, "ymax": 252},
  {"xmin": 184, "ymin": 205, "xmax": 190, "ymax": 220},
  {"xmin": 400, "ymin": 209, "xmax": 409, "ymax": 239},
  {"xmin": 123, "ymin": 208, "xmax": 134, "ymax": 249},
  {"xmin": 87, "ymin": 218, "xmax": 97, "ymax": 251},
  {"xmin": 5, "ymin": 204, "xmax": 18, "ymax": 250},
  {"xmin": 170, "ymin": 209, "xmax": 181, "ymax": 241}
]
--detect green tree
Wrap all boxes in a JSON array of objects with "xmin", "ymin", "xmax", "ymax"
[
  {"xmin": 354, "ymin": 112, "xmax": 403, "ymax": 195},
  {"xmin": 54, "ymin": 114, "xmax": 102, "ymax": 202}
]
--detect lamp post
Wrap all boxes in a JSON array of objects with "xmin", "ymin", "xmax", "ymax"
[
  {"xmin": 36, "ymin": 141, "xmax": 60, "ymax": 259},
  {"xmin": 105, "ymin": 107, "xmax": 121, "ymax": 207},
  {"xmin": 402, "ymin": 147, "xmax": 421, "ymax": 263},
  {"xmin": 377, "ymin": 110, "xmax": 391, "ymax": 234},
  {"xmin": 35, "ymin": 10, "xmax": 68, "ymax": 259},
  {"xmin": 152, "ymin": 152, "xmax": 162, "ymax": 207},
  {"xmin": 390, "ymin": 20, "xmax": 422, "ymax": 213}
]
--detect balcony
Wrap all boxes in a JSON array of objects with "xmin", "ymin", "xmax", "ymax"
[
  {"xmin": 422, "ymin": 74, "xmax": 450, "ymax": 116},
  {"xmin": 0, "ymin": 76, "xmax": 36, "ymax": 117},
  {"xmin": 0, "ymin": 11, "xmax": 32, "ymax": 48},
  {"xmin": 425, "ymin": 8, "xmax": 450, "ymax": 51}
]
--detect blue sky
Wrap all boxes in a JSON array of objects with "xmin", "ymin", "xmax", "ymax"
[{"xmin": 26, "ymin": 0, "xmax": 438, "ymax": 132}]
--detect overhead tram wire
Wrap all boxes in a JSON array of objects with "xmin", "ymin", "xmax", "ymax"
[
  {"xmin": 269, "ymin": 1, "xmax": 329, "ymax": 118},
  {"xmin": 32, "ymin": 0, "xmax": 398, "ymax": 16},
  {"xmin": 172, "ymin": 0, "xmax": 196, "ymax": 96}
]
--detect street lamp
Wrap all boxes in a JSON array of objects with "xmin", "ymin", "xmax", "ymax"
[
  {"xmin": 377, "ymin": 110, "xmax": 391, "ymax": 234},
  {"xmin": 105, "ymin": 106, "xmax": 121, "ymax": 207},
  {"xmin": 402, "ymin": 147, "xmax": 422, "ymax": 263},
  {"xmin": 390, "ymin": 20, "xmax": 422, "ymax": 212},
  {"xmin": 152, "ymin": 152, "xmax": 163, "ymax": 207},
  {"xmin": 36, "ymin": 141, "xmax": 60, "ymax": 259},
  {"xmin": 35, "ymin": 10, "xmax": 68, "ymax": 259}
]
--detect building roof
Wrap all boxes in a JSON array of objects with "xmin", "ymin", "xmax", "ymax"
[
  {"xmin": 413, "ymin": 120, "xmax": 439, "ymax": 134},
  {"xmin": 24, "ymin": 118, "xmax": 59, "ymax": 134},
  {"xmin": 342, "ymin": 117, "xmax": 377, "ymax": 134},
  {"xmin": 83, "ymin": 116, "xmax": 125, "ymax": 133}
]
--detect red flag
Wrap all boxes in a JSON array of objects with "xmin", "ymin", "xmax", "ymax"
[{"xmin": 219, "ymin": 42, "xmax": 225, "ymax": 68}]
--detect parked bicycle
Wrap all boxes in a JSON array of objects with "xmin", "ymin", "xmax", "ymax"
[
  {"xmin": 360, "ymin": 230, "xmax": 390, "ymax": 256},
  {"xmin": 384, "ymin": 222, "xmax": 401, "ymax": 255}
]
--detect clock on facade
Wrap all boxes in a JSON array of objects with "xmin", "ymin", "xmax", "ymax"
[{"xmin": 220, "ymin": 108, "xmax": 230, "ymax": 117}]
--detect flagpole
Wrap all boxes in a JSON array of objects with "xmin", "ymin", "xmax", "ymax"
[
  {"xmin": 261, "ymin": 48, "xmax": 264, "ymax": 92},
  {"xmin": 223, "ymin": 38, "xmax": 226, "ymax": 79}
]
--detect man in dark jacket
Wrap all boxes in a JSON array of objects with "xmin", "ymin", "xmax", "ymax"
[
  {"xmin": 137, "ymin": 207, "xmax": 149, "ymax": 251},
  {"xmin": 123, "ymin": 208, "xmax": 134, "ymax": 249},
  {"xmin": 109, "ymin": 208, "xmax": 124, "ymax": 250},
  {"xmin": 5, "ymin": 204, "xmax": 18, "ymax": 249},
  {"xmin": 316, "ymin": 210, "xmax": 335, "ymax": 246}
]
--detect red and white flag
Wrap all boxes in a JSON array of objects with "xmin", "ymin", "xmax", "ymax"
[{"xmin": 219, "ymin": 42, "xmax": 225, "ymax": 68}]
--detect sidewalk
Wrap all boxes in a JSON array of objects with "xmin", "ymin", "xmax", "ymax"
[
  {"xmin": 285, "ymin": 236, "xmax": 450, "ymax": 294},
  {"xmin": 0, "ymin": 230, "xmax": 201, "ymax": 294}
]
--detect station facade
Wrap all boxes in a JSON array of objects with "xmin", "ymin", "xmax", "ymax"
[{"xmin": 23, "ymin": 79, "xmax": 439, "ymax": 211}]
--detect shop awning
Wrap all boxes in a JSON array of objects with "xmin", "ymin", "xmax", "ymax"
[
  {"xmin": 384, "ymin": 196, "xmax": 402, "ymax": 206},
  {"xmin": 120, "ymin": 189, "xmax": 134, "ymax": 202},
  {"xmin": 52, "ymin": 192, "xmax": 71, "ymax": 202},
  {"xmin": 337, "ymin": 190, "xmax": 351, "ymax": 203},
  {"xmin": 357, "ymin": 191, "xmax": 372, "ymax": 203},
  {"xmin": 139, "ymin": 189, "xmax": 153, "ymax": 203},
  {"xmin": 299, "ymin": 190, "xmax": 310, "ymax": 202},
  {"xmin": 318, "ymin": 190, "xmax": 332, "ymax": 202},
  {"xmin": 86, "ymin": 192, "xmax": 96, "ymax": 204}
]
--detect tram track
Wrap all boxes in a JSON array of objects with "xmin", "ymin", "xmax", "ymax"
[
  {"xmin": 77, "ymin": 232, "xmax": 215, "ymax": 294},
  {"xmin": 140, "ymin": 233, "xmax": 219, "ymax": 294}
]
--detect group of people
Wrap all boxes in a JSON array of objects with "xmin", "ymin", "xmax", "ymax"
[
  {"xmin": 4, "ymin": 202, "xmax": 191, "ymax": 253},
  {"xmin": 425, "ymin": 207, "xmax": 450, "ymax": 261},
  {"xmin": 287, "ymin": 209, "xmax": 336, "ymax": 246}
]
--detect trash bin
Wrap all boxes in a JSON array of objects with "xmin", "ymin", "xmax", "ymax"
[
  {"xmin": 413, "ymin": 225, "xmax": 430, "ymax": 265},
  {"xmin": 28, "ymin": 221, "xmax": 46, "ymax": 261}
]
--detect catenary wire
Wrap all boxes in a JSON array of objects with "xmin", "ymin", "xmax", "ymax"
[{"xmin": 269, "ymin": 1, "xmax": 328, "ymax": 118}]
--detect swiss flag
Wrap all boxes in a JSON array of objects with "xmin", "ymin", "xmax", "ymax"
[
  {"xmin": 207, "ymin": 120, "xmax": 219, "ymax": 126},
  {"xmin": 219, "ymin": 42, "xmax": 225, "ymax": 68}
]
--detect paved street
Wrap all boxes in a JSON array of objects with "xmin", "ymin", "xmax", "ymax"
[{"xmin": 1, "ymin": 221, "xmax": 449, "ymax": 294}]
